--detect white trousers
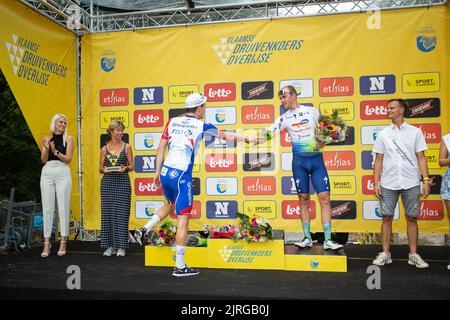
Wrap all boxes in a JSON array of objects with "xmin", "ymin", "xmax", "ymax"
[{"xmin": 40, "ymin": 161, "xmax": 72, "ymax": 238}]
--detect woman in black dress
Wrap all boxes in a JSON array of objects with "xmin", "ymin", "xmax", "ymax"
[{"xmin": 99, "ymin": 120, "xmax": 134, "ymax": 257}]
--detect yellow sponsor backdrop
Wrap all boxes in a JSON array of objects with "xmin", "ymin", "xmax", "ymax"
[
  {"xmin": 0, "ymin": 1, "xmax": 80, "ymax": 225},
  {"xmin": 81, "ymin": 6, "xmax": 449, "ymax": 233}
]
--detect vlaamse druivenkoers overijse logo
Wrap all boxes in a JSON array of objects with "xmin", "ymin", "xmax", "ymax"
[
  {"xmin": 213, "ymin": 35, "xmax": 304, "ymax": 65},
  {"xmin": 5, "ymin": 34, "xmax": 68, "ymax": 86}
]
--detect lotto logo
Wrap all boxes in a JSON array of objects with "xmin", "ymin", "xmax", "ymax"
[
  {"xmin": 282, "ymin": 201, "xmax": 316, "ymax": 219},
  {"xmin": 204, "ymin": 83, "xmax": 236, "ymax": 101},
  {"xmin": 205, "ymin": 154, "xmax": 237, "ymax": 172},
  {"xmin": 360, "ymin": 101, "xmax": 388, "ymax": 120},
  {"xmin": 135, "ymin": 178, "xmax": 163, "ymax": 196},
  {"xmin": 134, "ymin": 110, "xmax": 164, "ymax": 127},
  {"xmin": 362, "ymin": 175, "xmax": 375, "ymax": 195}
]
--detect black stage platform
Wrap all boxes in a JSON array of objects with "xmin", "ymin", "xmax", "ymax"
[{"xmin": 0, "ymin": 241, "xmax": 449, "ymax": 300}]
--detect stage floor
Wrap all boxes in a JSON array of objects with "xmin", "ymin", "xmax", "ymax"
[{"xmin": 0, "ymin": 241, "xmax": 449, "ymax": 300}]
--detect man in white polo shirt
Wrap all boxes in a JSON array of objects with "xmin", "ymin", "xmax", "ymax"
[{"xmin": 372, "ymin": 99, "xmax": 430, "ymax": 268}]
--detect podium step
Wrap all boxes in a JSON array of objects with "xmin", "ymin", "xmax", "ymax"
[{"xmin": 284, "ymin": 244, "xmax": 347, "ymax": 272}]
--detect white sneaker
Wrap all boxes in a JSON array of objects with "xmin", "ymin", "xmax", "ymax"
[
  {"xmin": 294, "ymin": 238, "xmax": 313, "ymax": 248},
  {"xmin": 116, "ymin": 249, "xmax": 126, "ymax": 257},
  {"xmin": 103, "ymin": 247, "xmax": 117, "ymax": 257},
  {"xmin": 372, "ymin": 252, "xmax": 392, "ymax": 266},
  {"xmin": 408, "ymin": 253, "xmax": 429, "ymax": 269},
  {"xmin": 323, "ymin": 240, "xmax": 343, "ymax": 250}
]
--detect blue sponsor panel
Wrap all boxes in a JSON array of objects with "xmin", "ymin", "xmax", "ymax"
[
  {"xmin": 361, "ymin": 150, "xmax": 375, "ymax": 170},
  {"xmin": 134, "ymin": 155, "xmax": 156, "ymax": 173},
  {"xmin": 281, "ymin": 176, "xmax": 315, "ymax": 195},
  {"xmin": 205, "ymin": 130, "xmax": 236, "ymax": 149},
  {"xmin": 360, "ymin": 75, "xmax": 396, "ymax": 95},
  {"xmin": 134, "ymin": 87, "xmax": 163, "ymax": 105},
  {"xmin": 206, "ymin": 201, "xmax": 238, "ymax": 219}
]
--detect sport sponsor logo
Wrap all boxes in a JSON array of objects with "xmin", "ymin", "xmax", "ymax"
[
  {"xmin": 330, "ymin": 176, "xmax": 356, "ymax": 195},
  {"xmin": 360, "ymin": 100, "xmax": 388, "ymax": 120},
  {"xmin": 205, "ymin": 107, "xmax": 236, "ymax": 125},
  {"xmin": 100, "ymin": 134, "xmax": 129, "ymax": 148},
  {"xmin": 243, "ymin": 177, "xmax": 276, "ymax": 195},
  {"xmin": 169, "ymin": 201, "xmax": 201, "ymax": 219},
  {"xmin": 135, "ymin": 201, "xmax": 165, "ymax": 219},
  {"xmin": 363, "ymin": 201, "xmax": 400, "ymax": 220},
  {"xmin": 135, "ymin": 178, "xmax": 163, "ymax": 196},
  {"xmin": 134, "ymin": 133, "xmax": 162, "ymax": 151},
  {"xmin": 411, "ymin": 123, "xmax": 441, "ymax": 144},
  {"xmin": 243, "ymin": 201, "xmax": 276, "ymax": 219},
  {"xmin": 323, "ymin": 151, "xmax": 355, "ymax": 170},
  {"xmin": 133, "ymin": 87, "xmax": 163, "ymax": 105},
  {"xmin": 205, "ymin": 153, "xmax": 237, "ymax": 172},
  {"xmin": 206, "ymin": 177, "xmax": 238, "ymax": 196},
  {"xmin": 330, "ymin": 201, "xmax": 357, "ymax": 220},
  {"xmin": 280, "ymin": 103, "xmax": 313, "ymax": 116},
  {"xmin": 281, "ymin": 176, "xmax": 315, "ymax": 195},
  {"xmin": 168, "ymin": 85, "xmax": 199, "ymax": 104},
  {"xmin": 361, "ymin": 151, "xmax": 375, "ymax": 170},
  {"xmin": 242, "ymin": 105, "xmax": 274, "ymax": 124},
  {"xmin": 319, "ymin": 77, "xmax": 354, "ymax": 97},
  {"xmin": 243, "ymin": 153, "xmax": 275, "ymax": 171},
  {"xmin": 405, "ymin": 98, "xmax": 440, "ymax": 118},
  {"xmin": 242, "ymin": 81, "xmax": 274, "ymax": 100},
  {"xmin": 360, "ymin": 75, "xmax": 396, "ymax": 95},
  {"xmin": 133, "ymin": 110, "xmax": 164, "ymax": 127},
  {"xmin": 361, "ymin": 125, "xmax": 388, "ymax": 145},
  {"xmin": 205, "ymin": 130, "xmax": 236, "ymax": 149},
  {"xmin": 282, "ymin": 200, "xmax": 316, "ymax": 219},
  {"xmin": 328, "ymin": 126, "xmax": 355, "ymax": 146},
  {"xmin": 100, "ymin": 111, "xmax": 129, "ymax": 129},
  {"xmin": 279, "ymin": 79, "xmax": 313, "ymax": 98},
  {"xmin": 424, "ymin": 149, "xmax": 440, "ymax": 169},
  {"xmin": 319, "ymin": 102, "xmax": 354, "ymax": 121},
  {"xmin": 206, "ymin": 201, "xmax": 238, "ymax": 219},
  {"xmin": 362, "ymin": 175, "xmax": 375, "ymax": 195},
  {"xmin": 204, "ymin": 83, "xmax": 236, "ymax": 101},
  {"xmin": 134, "ymin": 155, "xmax": 156, "ymax": 173},
  {"xmin": 402, "ymin": 72, "xmax": 440, "ymax": 93},
  {"xmin": 100, "ymin": 88, "xmax": 129, "ymax": 106},
  {"xmin": 418, "ymin": 201, "xmax": 444, "ymax": 220}
]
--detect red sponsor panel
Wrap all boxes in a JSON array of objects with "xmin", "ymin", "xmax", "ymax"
[
  {"xmin": 204, "ymin": 83, "xmax": 236, "ymax": 102},
  {"xmin": 135, "ymin": 178, "xmax": 163, "ymax": 196},
  {"xmin": 170, "ymin": 201, "xmax": 201, "ymax": 219},
  {"xmin": 282, "ymin": 200, "xmax": 316, "ymax": 219},
  {"xmin": 134, "ymin": 110, "xmax": 164, "ymax": 127},
  {"xmin": 100, "ymin": 88, "xmax": 129, "ymax": 106},
  {"xmin": 411, "ymin": 123, "xmax": 441, "ymax": 144},
  {"xmin": 323, "ymin": 151, "xmax": 355, "ymax": 170},
  {"xmin": 362, "ymin": 175, "xmax": 375, "ymax": 195},
  {"xmin": 360, "ymin": 100, "xmax": 388, "ymax": 120},
  {"xmin": 241, "ymin": 105, "xmax": 274, "ymax": 124},
  {"xmin": 280, "ymin": 129, "xmax": 291, "ymax": 147},
  {"xmin": 205, "ymin": 153, "xmax": 237, "ymax": 172},
  {"xmin": 418, "ymin": 201, "xmax": 444, "ymax": 221},
  {"xmin": 319, "ymin": 77, "xmax": 354, "ymax": 97},
  {"xmin": 243, "ymin": 177, "xmax": 276, "ymax": 195}
]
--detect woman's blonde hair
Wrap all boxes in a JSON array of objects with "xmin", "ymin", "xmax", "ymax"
[
  {"xmin": 106, "ymin": 120, "xmax": 126, "ymax": 138},
  {"xmin": 49, "ymin": 113, "xmax": 67, "ymax": 146}
]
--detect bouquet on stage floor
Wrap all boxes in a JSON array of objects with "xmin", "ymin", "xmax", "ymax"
[
  {"xmin": 233, "ymin": 212, "xmax": 273, "ymax": 243},
  {"xmin": 203, "ymin": 224, "xmax": 237, "ymax": 239},
  {"xmin": 147, "ymin": 221, "xmax": 177, "ymax": 246},
  {"xmin": 315, "ymin": 109, "xmax": 347, "ymax": 145}
]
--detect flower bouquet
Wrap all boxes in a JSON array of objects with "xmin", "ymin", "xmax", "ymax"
[
  {"xmin": 232, "ymin": 212, "xmax": 272, "ymax": 243},
  {"xmin": 315, "ymin": 109, "xmax": 347, "ymax": 146},
  {"xmin": 147, "ymin": 221, "xmax": 177, "ymax": 246}
]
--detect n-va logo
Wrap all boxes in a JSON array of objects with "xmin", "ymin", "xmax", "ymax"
[
  {"xmin": 205, "ymin": 130, "xmax": 236, "ymax": 149},
  {"xmin": 134, "ymin": 155, "xmax": 156, "ymax": 173},
  {"xmin": 206, "ymin": 201, "xmax": 238, "ymax": 219},
  {"xmin": 100, "ymin": 50, "xmax": 115, "ymax": 72},
  {"xmin": 417, "ymin": 27, "xmax": 436, "ymax": 52},
  {"xmin": 134, "ymin": 87, "xmax": 163, "ymax": 105},
  {"xmin": 360, "ymin": 75, "xmax": 395, "ymax": 95},
  {"xmin": 361, "ymin": 151, "xmax": 375, "ymax": 170}
]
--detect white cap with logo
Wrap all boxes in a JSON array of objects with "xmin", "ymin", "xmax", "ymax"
[{"xmin": 185, "ymin": 93, "xmax": 207, "ymax": 108}]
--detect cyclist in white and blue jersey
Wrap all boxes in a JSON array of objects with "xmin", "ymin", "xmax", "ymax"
[
  {"xmin": 261, "ymin": 85, "xmax": 343, "ymax": 250},
  {"xmin": 135, "ymin": 92, "xmax": 255, "ymax": 277}
]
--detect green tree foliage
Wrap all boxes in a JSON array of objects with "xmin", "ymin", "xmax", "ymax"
[{"xmin": 0, "ymin": 69, "xmax": 42, "ymax": 201}]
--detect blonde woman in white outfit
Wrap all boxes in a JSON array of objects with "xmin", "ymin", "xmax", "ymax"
[{"xmin": 40, "ymin": 114, "xmax": 74, "ymax": 258}]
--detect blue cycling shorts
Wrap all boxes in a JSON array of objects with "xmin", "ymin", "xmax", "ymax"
[
  {"xmin": 160, "ymin": 165, "xmax": 193, "ymax": 215},
  {"xmin": 292, "ymin": 153, "xmax": 330, "ymax": 195}
]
